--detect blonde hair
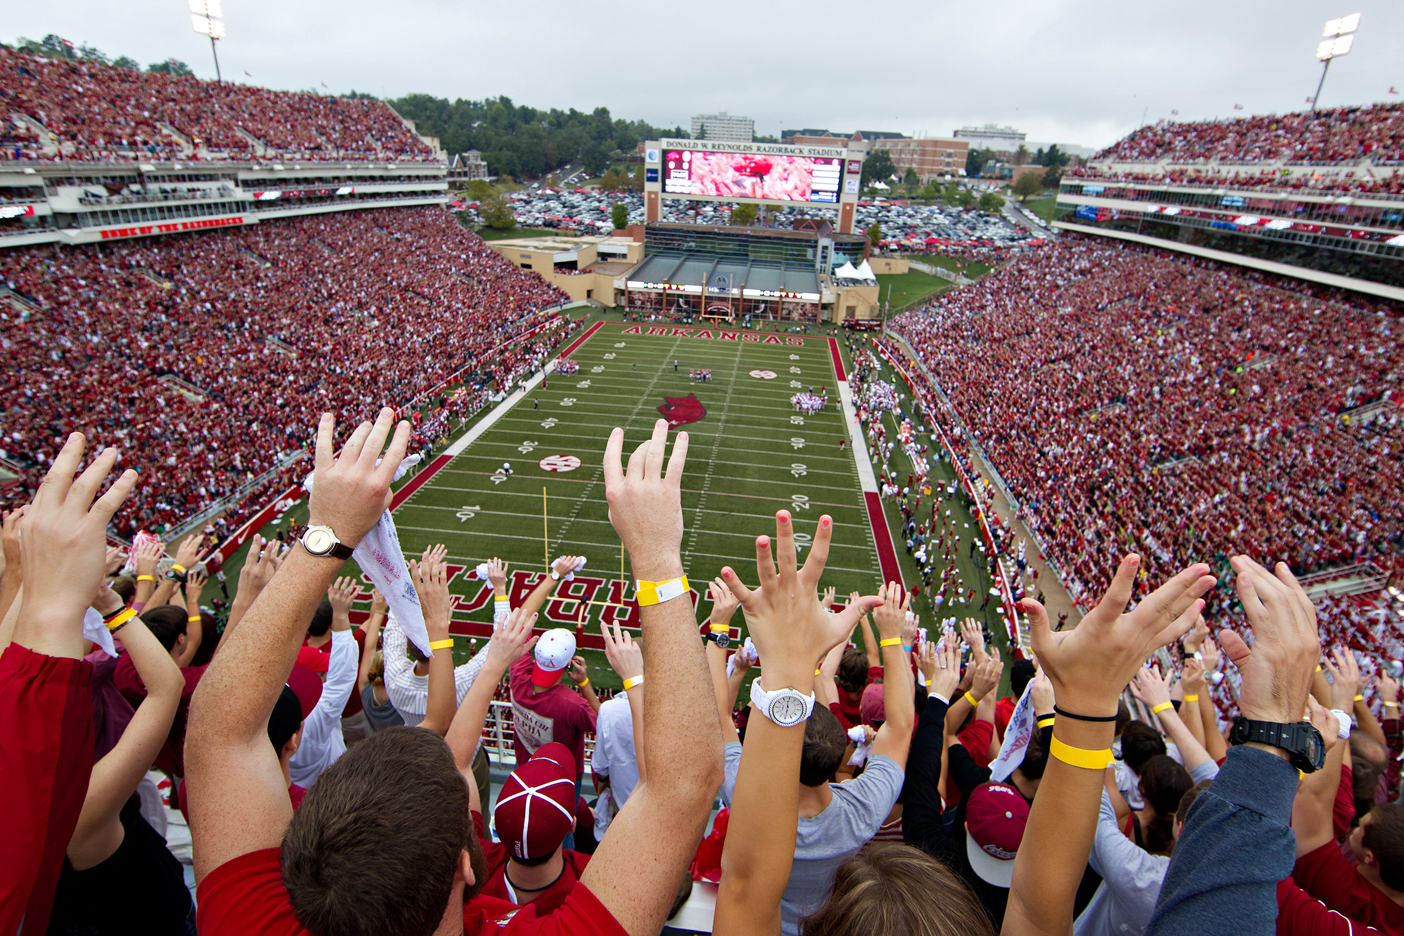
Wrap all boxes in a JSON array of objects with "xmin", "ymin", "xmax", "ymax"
[
  {"xmin": 802, "ymin": 843, "xmax": 996, "ymax": 936},
  {"xmin": 369, "ymin": 650, "xmax": 386, "ymax": 688}
]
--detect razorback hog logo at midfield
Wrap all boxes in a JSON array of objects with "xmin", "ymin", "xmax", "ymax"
[{"xmin": 657, "ymin": 393, "xmax": 707, "ymax": 429}]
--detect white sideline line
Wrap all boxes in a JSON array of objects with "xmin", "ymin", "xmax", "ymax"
[{"xmin": 838, "ymin": 380, "xmax": 879, "ymax": 495}]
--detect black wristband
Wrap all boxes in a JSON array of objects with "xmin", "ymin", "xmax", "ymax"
[{"xmin": 1053, "ymin": 705, "xmax": 1120, "ymax": 723}]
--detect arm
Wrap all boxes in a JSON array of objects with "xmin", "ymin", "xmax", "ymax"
[
  {"xmin": 515, "ymin": 554, "xmax": 580, "ymax": 621},
  {"xmin": 0, "ymin": 508, "xmax": 24, "ymax": 626},
  {"xmin": 67, "ymin": 589, "xmax": 184, "ymax": 870},
  {"xmin": 131, "ymin": 539, "xmax": 162, "ymax": 608},
  {"xmin": 856, "ymin": 594, "xmax": 880, "ymax": 669},
  {"xmin": 355, "ymin": 589, "xmax": 387, "ymax": 694},
  {"xmin": 580, "ymin": 422, "xmax": 729, "ymax": 936},
  {"xmin": 1198, "ymin": 638, "xmax": 1227, "ymax": 763},
  {"xmin": 903, "ymin": 640, "xmax": 962, "ymax": 867},
  {"xmin": 1088, "ymin": 788, "xmax": 1171, "ymax": 925},
  {"xmin": 1291, "ymin": 703, "xmax": 1347, "ymax": 856},
  {"xmin": 218, "ymin": 535, "xmax": 285, "ymax": 651},
  {"xmin": 869, "ymin": 582, "xmax": 916, "ymax": 768},
  {"xmin": 570, "ymin": 656, "xmax": 602, "ymax": 713},
  {"xmin": 1324, "ymin": 646, "xmax": 1384, "ymax": 747},
  {"xmin": 175, "ymin": 571, "xmax": 207, "ymax": 668},
  {"xmin": 601, "ymin": 619, "xmax": 647, "ymax": 786},
  {"xmin": 486, "ymin": 557, "xmax": 510, "ymax": 629},
  {"xmin": 705, "ymin": 577, "xmax": 743, "ymax": 745},
  {"xmin": 1131, "ymin": 664, "xmax": 1213, "ymax": 776},
  {"xmin": 713, "ymin": 507, "xmax": 881, "ymax": 936},
  {"xmin": 1003, "ymin": 555, "xmax": 1217, "ymax": 936},
  {"xmin": 1179, "ymin": 658, "xmax": 1207, "ymax": 751},
  {"xmin": 1144, "ymin": 557, "xmax": 1321, "ymax": 936},
  {"xmin": 409, "ymin": 552, "xmax": 456, "ymax": 737},
  {"xmin": 186, "ymin": 408, "xmax": 410, "ymax": 883}
]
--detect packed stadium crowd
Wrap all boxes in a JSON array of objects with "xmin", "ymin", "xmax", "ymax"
[
  {"xmin": 1066, "ymin": 164, "xmax": 1404, "ymax": 198},
  {"xmin": 889, "ymin": 238, "xmax": 1403, "ymax": 676},
  {"xmin": 1091, "ymin": 103, "xmax": 1404, "ymax": 165},
  {"xmin": 0, "ymin": 47, "xmax": 435, "ymax": 162},
  {"xmin": 3, "ymin": 411, "xmax": 1398, "ymax": 936},
  {"xmin": 0, "ymin": 207, "xmax": 568, "ymax": 537}
]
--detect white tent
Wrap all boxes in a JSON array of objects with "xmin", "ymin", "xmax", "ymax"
[
  {"xmin": 833, "ymin": 261, "xmax": 861, "ymax": 279},
  {"xmin": 855, "ymin": 259, "xmax": 876, "ymax": 280},
  {"xmin": 870, "ymin": 181, "xmax": 890, "ymax": 191}
]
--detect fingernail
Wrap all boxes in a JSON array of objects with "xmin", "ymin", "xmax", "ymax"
[
  {"xmin": 777, "ymin": 510, "xmax": 791, "ymax": 523},
  {"xmin": 821, "ymin": 516, "xmax": 832, "ymax": 528},
  {"xmin": 758, "ymin": 536, "xmax": 770, "ymax": 549}
]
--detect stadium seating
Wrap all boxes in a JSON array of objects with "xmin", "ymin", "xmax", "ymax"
[
  {"xmin": 0, "ymin": 207, "xmax": 567, "ymax": 536},
  {"xmin": 0, "ymin": 48, "xmax": 435, "ymax": 162},
  {"xmin": 891, "ymin": 240, "xmax": 1403, "ymax": 621}
]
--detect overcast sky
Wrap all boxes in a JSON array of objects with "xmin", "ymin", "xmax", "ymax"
[{"xmin": 9, "ymin": 0, "xmax": 1402, "ymax": 149}]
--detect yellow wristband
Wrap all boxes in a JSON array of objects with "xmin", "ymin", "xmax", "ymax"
[
  {"xmin": 623, "ymin": 675, "xmax": 643, "ymax": 691},
  {"xmin": 494, "ymin": 596, "xmax": 510, "ymax": 603},
  {"xmin": 576, "ymin": 677, "xmax": 590, "ymax": 689},
  {"xmin": 1152, "ymin": 701, "xmax": 1173, "ymax": 714},
  {"xmin": 1386, "ymin": 702, "xmax": 1398, "ymax": 708},
  {"xmin": 188, "ymin": 616, "xmax": 202, "ymax": 623},
  {"xmin": 429, "ymin": 639, "xmax": 455, "ymax": 650},
  {"xmin": 104, "ymin": 608, "xmax": 136, "ymax": 632},
  {"xmin": 136, "ymin": 575, "xmax": 155, "ymax": 582},
  {"xmin": 710, "ymin": 623, "xmax": 731, "ymax": 634},
  {"xmin": 1049, "ymin": 735, "xmax": 1114, "ymax": 770},
  {"xmin": 879, "ymin": 637, "xmax": 903, "ymax": 647},
  {"xmin": 964, "ymin": 691, "xmax": 978, "ymax": 708},
  {"xmin": 171, "ymin": 564, "xmax": 186, "ymax": 574},
  {"xmin": 635, "ymin": 576, "xmax": 689, "ymax": 606},
  {"xmin": 1356, "ymin": 695, "xmax": 1365, "ymax": 702},
  {"xmin": 1036, "ymin": 716, "xmax": 1055, "ymax": 729},
  {"xmin": 1183, "ymin": 695, "xmax": 1199, "ymax": 702}
]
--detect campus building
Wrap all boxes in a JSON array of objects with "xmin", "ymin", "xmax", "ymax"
[{"xmin": 690, "ymin": 113, "xmax": 755, "ymax": 143}]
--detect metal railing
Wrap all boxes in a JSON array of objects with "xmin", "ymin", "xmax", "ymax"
[{"xmin": 481, "ymin": 700, "xmax": 596, "ymax": 774}]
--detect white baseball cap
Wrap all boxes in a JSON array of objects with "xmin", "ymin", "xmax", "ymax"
[{"xmin": 531, "ymin": 629, "xmax": 576, "ymax": 687}]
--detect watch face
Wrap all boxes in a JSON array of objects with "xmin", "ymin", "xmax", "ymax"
[
  {"xmin": 303, "ymin": 528, "xmax": 335, "ymax": 556},
  {"xmin": 770, "ymin": 693, "xmax": 808, "ymax": 727},
  {"xmin": 713, "ymin": 632, "xmax": 731, "ymax": 649}
]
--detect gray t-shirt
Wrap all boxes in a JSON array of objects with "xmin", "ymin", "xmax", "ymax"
[
  {"xmin": 361, "ymin": 682, "xmax": 405, "ymax": 734},
  {"xmin": 721, "ymin": 740, "xmax": 906, "ymax": 936}
]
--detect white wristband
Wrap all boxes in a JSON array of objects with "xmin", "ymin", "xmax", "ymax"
[{"xmin": 1329, "ymin": 709, "xmax": 1352, "ymax": 741}]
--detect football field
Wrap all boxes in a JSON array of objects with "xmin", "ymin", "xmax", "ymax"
[{"xmin": 387, "ymin": 320, "xmax": 904, "ymax": 670}]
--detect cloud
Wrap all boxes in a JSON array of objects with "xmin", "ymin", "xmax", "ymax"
[{"xmin": 10, "ymin": 0, "xmax": 1402, "ymax": 149}]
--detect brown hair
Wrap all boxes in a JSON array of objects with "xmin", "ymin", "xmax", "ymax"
[
  {"xmin": 800, "ymin": 703, "xmax": 848, "ymax": 787},
  {"xmin": 140, "ymin": 605, "xmax": 190, "ymax": 652},
  {"xmin": 281, "ymin": 728, "xmax": 484, "ymax": 936},
  {"xmin": 1364, "ymin": 804, "xmax": 1404, "ymax": 891},
  {"xmin": 1139, "ymin": 755, "xmax": 1192, "ymax": 856},
  {"xmin": 835, "ymin": 647, "xmax": 871, "ymax": 695},
  {"xmin": 1175, "ymin": 778, "xmax": 1213, "ymax": 829},
  {"xmin": 802, "ymin": 842, "xmax": 996, "ymax": 936},
  {"xmin": 110, "ymin": 576, "xmax": 136, "ymax": 605},
  {"xmin": 1120, "ymin": 721, "xmax": 1167, "ymax": 773}
]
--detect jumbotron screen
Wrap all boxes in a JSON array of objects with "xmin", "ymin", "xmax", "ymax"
[{"xmin": 663, "ymin": 149, "xmax": 842, "ymax": 204}]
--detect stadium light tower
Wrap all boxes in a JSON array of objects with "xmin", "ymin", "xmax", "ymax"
[
  {"xmin": 190, "ymin": 0, "xmax": 226, "ymax": 82},
  {"xmin": 1312, "ymin": 13, "xmax": 1360, "ymax": 112}
]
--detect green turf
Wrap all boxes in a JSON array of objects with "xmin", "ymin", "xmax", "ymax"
[
  {"xmin": 875, "ymin": 270, "xmax": 951, "ymax": 312},
  {"xmin": 200, "ymin": 319, "xmax": 1011, "ymax": 690},
  {"xmin": 1022, "ymin": 197, "xmax": 1059, "ymax": 222},
  {"xmin": 915, "ymin": 255, "xmax": 993, "ymax": 279}
]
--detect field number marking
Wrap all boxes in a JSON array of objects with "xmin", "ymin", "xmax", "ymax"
[
  {"xmin": 789, "ymin": 367, "xmax": 802, "ymax": 374},
  {"xmin": 576, "ymin": 380, "xmax": 591, "ymax": 389},
  {"xmin": 791, "ymin": 463, "xmax": 808, "ymax": 477},
  {"xmin": 490, "ymin": 469, "xmax": 509, "ymax": 485},
  {"xmin": 789, "ymin": 354, "xmax": 801, "ymax": 360},
  {"xmin": 791, "ymin": 416, "xmax": 804, "ymax": 425},
  {"xmin": 540, "ymin": 418, "xmax": 558, "ymax": 429},
  {"xmin": 456, "ymin": 505, "xmax": 481, "ymax": 522},
  {"xmin": 790, "ymin": 437, "xmax": 805, "ymax": 450},
  {"xmin": 614, "ymin": 342, "xmax": 626, "ymax": 347},
  {"xmin": 791, "ymin": 494, "xmax": 810, "ymax": 511},
  {"xmin": 561, "ymin": 398, "xmax": 577, "ymax": 407},
  {"xmin": 517, "ymin": 440, "xmax": 539, "ymax": 454}
]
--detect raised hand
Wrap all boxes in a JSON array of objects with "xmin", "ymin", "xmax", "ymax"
[
  {"xmin": 309, "ymin": 408, "xmax": 411, "ymax": 547},
  {"xmin": 872, "ymin": 581, "xmax": 911, "ymax": 642},
  {"xmin": 486, "ymin": 557, "xmax": 508, "ymax": 593},
  {"xmin": 369, "ymin": 587, "xmax": 388, "ymax": 617},
  {"xmin": 569, "ymin": 656, "xmax": 589, "ymax": 686},
  {"xmin": 238, "ymin": 534, "xmax": 286, "ymax": 596},
  {"xmin": 104, "ymin": 545, "xmax": 128, "ymax": 576},
  {"xmin": 820, "ymin": 586, "xmax": 836, "ymax": 610},
  {"xmin": 722, "ymin": 510, "xmax": 881, "ymax": 690},
  {"xmin": 0, "ymin": 506, "xmax": 25, "ymax": 582},
  {"xmin": 918, "ymin": 639, "xmax": 939, "ymax": 685},
  {"xmin": 133, "ymin": 538, "xmax": 164, "ymax": 578},
  {"xmin": 327, "ymin": 575, "xmax": 360, "ymax": 619},
  {"xmin": 603, "ymin": 419, "xmax": 686, "ymax": 580},
  {"xmin": 1030, "ymin": 671, "xmax": 1056, "ymax": 713},
  {"xmin": 971, "ymin": 647, "xmax": 1003, "ymax": 700},
  {"xmin": 929, "ymin": 638, "xmax": 962, "ymax": 700},
  {"xmin": 185, "ymin": 570, "xmax": 208, "ymax": 605},
  {"xmin": 1130, "ymin": 664, "xmax": 1173, "ymax": 710},
  {"xmin": 960, "ymin": 617, "xmax": 987, "ymax": 664},
  {"xmin": 1220, "ymin": 555, "xmax": 1319, "ymax": 726},
  {"xmin": 1182, "ymin": 614, "xmax": 1210, "ymax": 654},
  {"xmin": 17, "ymin": 434, "xmax": 138, "ymax": 655},
  {"xmin": 172, "ymin": 535, "xmax": 209, "ymax": 572},
  {"xmin": 1380, "ymin": 670, "xmax": 1401, "ymax": 708},
  {"xmin": 1322, "ymin": 646, "xmax": 1362, "ymax": 713},
  {"xmin": 1021, "ymin": 554, "xmax": 1214, "ymax": 718},
  {"xmin": 552, "ymin": 554, "xmax": 583, "ymax": 578},
  {"xmin": 410, "ymin": 546, "xmax": 450, "ymax": 638},
  {"xmin": 901, "ymin": 612, "xmax": 920, "ymax": 651},
  {"xmin": 600, "ymin": 620, "xmax": 643, "ymax": 684},
  {"xmin": 707, "ymin": 576, "xmax": 739, "ymax": 629},
  {"xmin": 484, "ymin": 607, "xmax": 539, "ymax": 672}
]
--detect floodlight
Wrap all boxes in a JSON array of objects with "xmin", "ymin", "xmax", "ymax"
[
  {"xmin": 1316, "ymin": 35, "xmax": 1353, "ymax": 60},
  {"xmin": 1322, "ymin": 13, "xmax": 1359, "ymax": 37},
  {"xmin": 192, "ymin": 15, "xmax": 227, "ymax": 38}
]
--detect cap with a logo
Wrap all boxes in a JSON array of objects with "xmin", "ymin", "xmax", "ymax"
[
  {"xmin": 494, "ymin": 742, "xmax": 577, "ymax": 860},
  {"xmin": 531, "ymin": 629, "xmax": 576, "ymax": 688},
  {"xmin": 964, "ymin": 781, "xmax": 1029, "ymax": 889}
]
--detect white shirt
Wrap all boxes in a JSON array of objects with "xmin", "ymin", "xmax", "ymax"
[
  {"xmin": 381, "ymin": 613, "xmax": 490, "ymax": 726},
  {"xmin": 591, "ymin": 694, "xmax": 639, "ymax": 837},
  {"xmin": 288, "ymin": 629, "xmax": 356, "ymax": 787}
]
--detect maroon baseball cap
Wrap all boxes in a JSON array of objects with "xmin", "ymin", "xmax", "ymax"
[
  {"xmin": 965, "ymin": 782, "xmax": 1029, "ymax": 888},
  {"xmin": 861, "ymin": 683, "xmax": 886, "ymax": 726},
  {"xmin": 286, "ymin": 666, "xmax": 323, "ymax": 721},
  {"xmin": 494, "ymin": 742, "xmax": 577, "ymax": 860},
  {"xmin": 295, "ymin": 646, "xmax": 330, "ymax": 674}
]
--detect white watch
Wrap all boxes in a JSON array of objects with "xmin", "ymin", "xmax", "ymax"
[{"xmin": 750, "ymin": 680, "xmax": 815, "ymax": 728}]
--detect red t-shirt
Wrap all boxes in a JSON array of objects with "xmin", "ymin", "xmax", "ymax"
[
  {"xmin": 195, "ymin": 848, "xmax": 627, "ymax": 935},
  {"xmin": 474, "ymin": 811, "xmax": 590, "ymax": 914},
  {"xmin": 508, "ymin": 657, "xmax": 596, "ymax": 772},
  {"xmin": 113, "ymin": 654, "xmax": 208, "ymax": 776},
  {"xmin": 994, "ymin": 697, "xmax": 1016, "ymax": 739},
  {"xmin": 1277, "ymin": 878, "xmax": 1385, "ymax": 936},
  {"xmin": 1294, "ymin": 841, "xmax": 1404, "ymax": 935},
  {"xmin": 959, "ymin": 719, "xmax": 995, "ymax": 770}
]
